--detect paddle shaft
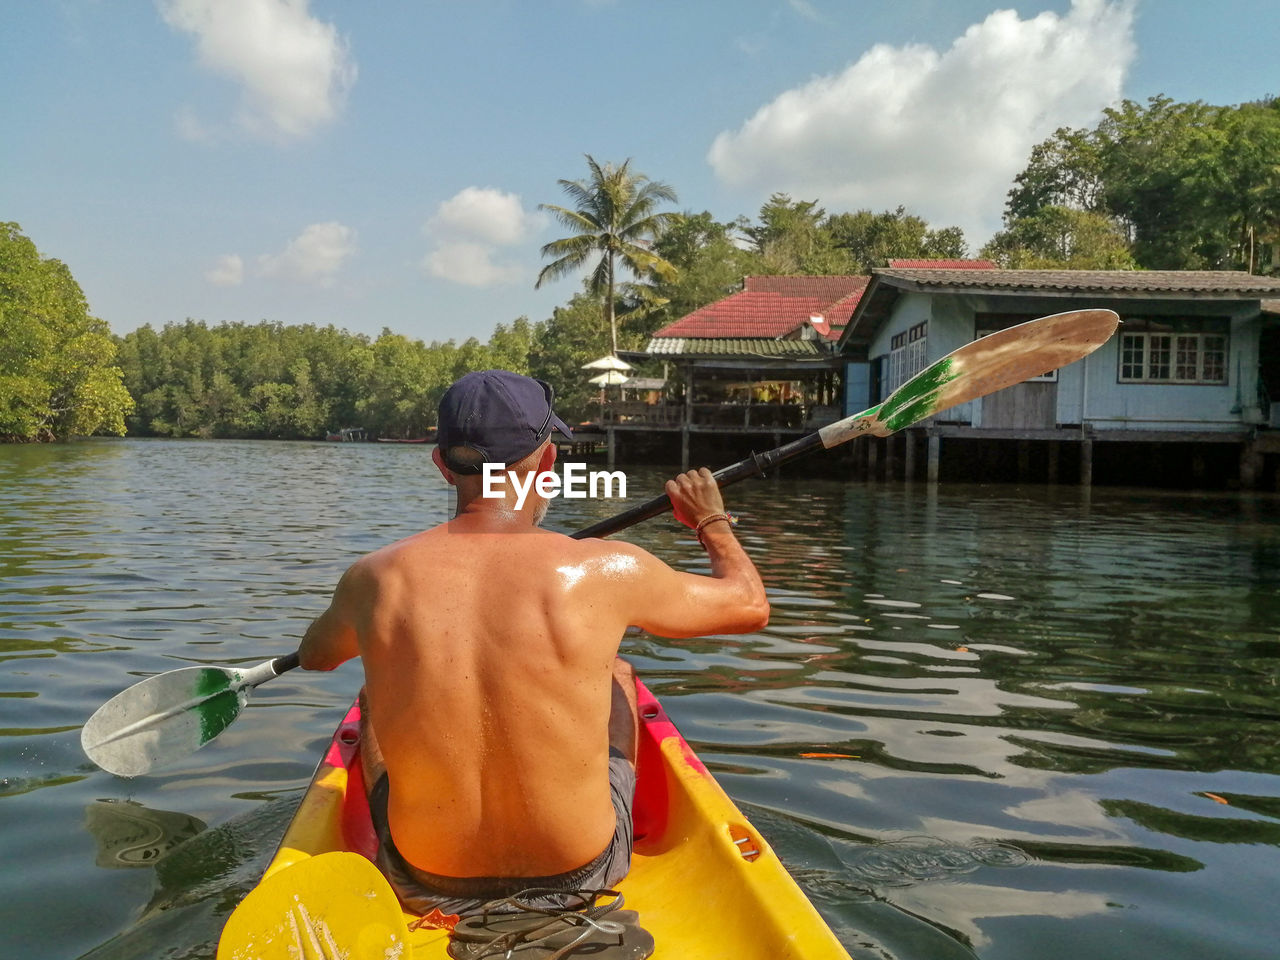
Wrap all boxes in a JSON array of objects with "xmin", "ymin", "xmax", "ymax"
[{"xmin": 571, "ymin": 430, "xmax": 825, "ymax": 540}]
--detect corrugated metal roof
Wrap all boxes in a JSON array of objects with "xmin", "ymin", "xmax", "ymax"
[
  {"xmin": 622, "ymin": 377, "xmax": 667, "ymax": 390},
  {"xmin": 645, "ymin": 338, "xmax": 828, "ymax": 358},
  {"xmin": 887, "ymin": 259, "xmax": 996, "ymax": 269},
  {"xmin": 873, "ymin": 268, "xmax": 1280, "ymax": 296}
]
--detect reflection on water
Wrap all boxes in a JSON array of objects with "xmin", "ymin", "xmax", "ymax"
[
  {"xmin": 84, "ymin": 799, "xmax": 206, "ymax": 868},
  {"xmin": 1, "ymin": 440, "xmax": 1279, "ymax": 960},
  {"xmin": 74, "ymin": 795, "xmax": 298, "ymax": 960}
]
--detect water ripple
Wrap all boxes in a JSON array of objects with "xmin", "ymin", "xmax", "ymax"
[{"xmin": 3, "ymin": 446, "xmax": 1280, "ymax": 960}]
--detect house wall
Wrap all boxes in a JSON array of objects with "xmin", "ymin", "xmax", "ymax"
[
  {"xmin": 843, "ymin": 361, "xmax": 871, "ymax": 416},
  {"xmin": 848, "ymin": 292, "xmax": 1267, "ymax": 431},
  {"xmin": 1072, "ymin": 303, "xmax": 1263, "ymax": 430}
]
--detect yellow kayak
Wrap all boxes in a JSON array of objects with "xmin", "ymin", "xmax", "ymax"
[{"xmin": 229, "ymin": 681, "xmax": 851, "ymax": 958}]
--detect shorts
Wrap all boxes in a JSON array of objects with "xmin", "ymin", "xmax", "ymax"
[{"xmin": 368, "ymin": 749, "xmax": 636, "ymax": 918}]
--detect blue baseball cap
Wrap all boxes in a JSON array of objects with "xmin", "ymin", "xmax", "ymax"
[{"xmin": 437, "ymin": 370, "xmax": 572, "ymax": 474}]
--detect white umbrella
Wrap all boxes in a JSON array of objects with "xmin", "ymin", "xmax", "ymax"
[
  {"xmin": 582, "ymin": 354, "xmax": 633, "ymax": 372},
  {"xmin": 588, "ymin": 370, "xmax": 630, "ymax": 386}
]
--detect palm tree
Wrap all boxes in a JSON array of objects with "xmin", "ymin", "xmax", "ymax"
[{"xmin": 536, "ymin": 157, "xmax": 679, "ymax": 354}]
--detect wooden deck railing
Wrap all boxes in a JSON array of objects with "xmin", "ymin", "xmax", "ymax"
[{"xmin": 597, "ymin": 401, "xmax": 833, "ymax": 430}]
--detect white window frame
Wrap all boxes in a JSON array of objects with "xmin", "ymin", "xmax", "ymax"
[
  {"xmin": 1119, "ymin": 331, "xmax": 1227, "ymax": 385},
  {"xmin": 887, "ymin": 322, "xmax": 927, "ymax": 392}
]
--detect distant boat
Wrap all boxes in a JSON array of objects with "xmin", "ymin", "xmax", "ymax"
[{"xmin": 326, "ymin": 427, "xmax": 367, "ymax": 442}]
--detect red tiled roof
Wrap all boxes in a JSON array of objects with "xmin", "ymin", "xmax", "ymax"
[
  {"xmin": 742, "ymin": 275, "xmax": 869, "ymax": 297},
  {"xmin": 887, "ymin": 259, "xmax": 997, "ymax": 269},
  {"xmin": 655, "ymin": 275, "xmax": 867, "ymax": 341}
]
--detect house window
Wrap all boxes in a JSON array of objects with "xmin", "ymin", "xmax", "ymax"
[
  {"xmin": 1119, "ymin": 331, "xmax": 1227, "ymax": 384},
  {"xmin": 887, "ymin": 322, "xmax": 927, "ymax": 391}
]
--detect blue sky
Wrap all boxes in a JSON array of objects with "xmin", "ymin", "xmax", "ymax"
[{"xmin": 2, "ymin": 1, "xmax": 1275, "ymax": 344}]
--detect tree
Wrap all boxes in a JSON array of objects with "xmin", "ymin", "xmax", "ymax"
[
  {"xmin": 633, "ymin": 211, "xmax": 760, "ymax": 336},
  {"xmin": 825, "ymin": 206, "xmax": 968, "ymax": 271},
  {"xmin": 1002, "ymin": 95, "xmax": 1280, "ymax": 273},
  {"xmin": 1096, "ymin": 96, "xmax": 1231, "ymax": 268},
  {"xmin": 739, "ymin": 194, "xmax": 851, "ymax": 274},
  {"xmin": 536, "ymin": 156, "xmax": 680, "ymax": 354},
  {"xmin": 1217, "ymin": 99, "xmax": 1280, "ymax": 273},
  {"xmin": 0, "ymin": 222, "xmax": 133, "ymax": 440},
  {"xmin": 982, "ymin": 206, "xmax": 1137, "ymax": 269},
  {"xmin": 736, "ymin": 197, "xmax": 968, "ymax": 274},
  {"xmin": 1005, "ymin": 126, "xmax": 1109, "ymax": 222},
  {"xmin": 113, "ymin": 316, "xmax": 545, "ymax": 440},
  {"xmin": 356, "ymin": 330, "xmax": 437, "ymax": 438},
  {"xmin": 485, "ymin": 317, "xmax": 534, "ymax": 374},
  {"xmin": 528, "ymin": 292, "xmax": 614, "ymax": 424}
]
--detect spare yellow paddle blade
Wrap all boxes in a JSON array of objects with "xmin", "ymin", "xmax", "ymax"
[{"xmin": 217, "ymin": 852, "xmax": 408, "ymax": 960}]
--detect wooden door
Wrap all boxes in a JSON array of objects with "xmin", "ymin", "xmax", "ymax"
[{"xmin": 981, "ymin": 381, "xmax": 1058, "ymax": 429}]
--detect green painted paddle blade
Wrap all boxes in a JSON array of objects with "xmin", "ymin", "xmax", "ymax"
[
  {"xmin": 81, "ymin": 666, "xmax": 250, "ymax": 777},
  {"xmin": 819, "ymin": 308, "xmax": 1119, "ymax": 446}
]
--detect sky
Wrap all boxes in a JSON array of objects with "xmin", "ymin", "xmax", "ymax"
[{"xmin": 2, "ymin": 0, "xmax": 1276, "ymax": 345}]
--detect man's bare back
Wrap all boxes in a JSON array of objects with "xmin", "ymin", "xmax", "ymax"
[
  {"xmin": 341, "ymin": 525, "xmax": 664, "ymax": 876},
  {"xmin": 298, "ymin": 371, "xmax": 768, "ymax": 890}
]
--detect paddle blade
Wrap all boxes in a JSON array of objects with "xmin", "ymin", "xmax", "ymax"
[
  {"xmin": 819, "ymin": 308, "xmax": 1119, "ymax": 446},
  {"xmin": 217, "ymin": 852, "xmax": 408, "ymax": 960},
  {"xmin": 81, "ymin": 666, "xmax": 251, "ymax": 777}
]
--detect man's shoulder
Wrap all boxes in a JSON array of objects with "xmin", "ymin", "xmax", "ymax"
[
  {"xmin": 355, "ymin": 528, "xmax": 445, "ymax": 572},
  {"xmin": 559, "ymin": 535, "xmax": 664, "ymax": 572}
]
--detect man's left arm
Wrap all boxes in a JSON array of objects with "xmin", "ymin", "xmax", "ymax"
[{"xmin": 297, "ymin": 563, "xmax": 364, "ymax": 671}]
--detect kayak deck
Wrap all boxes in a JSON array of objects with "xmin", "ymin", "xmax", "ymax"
[{"xmin": 262, "ymin": 681, "xmax": 850, "ymax": 958}]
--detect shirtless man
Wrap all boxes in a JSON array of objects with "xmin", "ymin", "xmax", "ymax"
[{"xmin": 298, "ymin": 370, "xmax": 768, "ymax": 916}]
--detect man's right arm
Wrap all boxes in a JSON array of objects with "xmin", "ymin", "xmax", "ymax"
[{"xmin": 614, "ymin": 468, "xmax": 769, "ymax": 639}]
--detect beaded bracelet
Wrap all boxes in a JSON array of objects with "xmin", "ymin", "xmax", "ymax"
[{"xmin": 694, "ymin": 512, "xmax": 737, "ymax": 547}]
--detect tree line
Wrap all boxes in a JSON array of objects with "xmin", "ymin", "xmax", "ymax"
[
  {"xmin": 0, "ymin": 222, "xmax": 133, "ymax": 442},
  {"xmin": 3, "ymin": 94, "xmax": 1276, "ymax": 441},
  {"xmin": 986, "ymin": 95, "xmax": 1280, "ymax": 270}
]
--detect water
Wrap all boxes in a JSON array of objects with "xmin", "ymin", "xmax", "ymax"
[{"xmin": 2, "ymin": 439, "xmax": 1278, "ymax": 959}]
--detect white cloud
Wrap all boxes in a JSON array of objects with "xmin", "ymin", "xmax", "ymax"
[
  {"xmin": 423, "ymin": 187, "xmax": 539, "ymax": 287},
  {"xmin": 424, "ymin": 242, "xmax": 525, "ymax": 287},
  {"xmin": 158, "ymin": 0, "xmax": 356, "ymax": 141},
  {"xmin": 426, "ymin": 187, "xmax": 536, "ymax": 246},
  {"xmin": 205, "ymin": 253, "xmax": 244, "ymax": 286},
  {"xmin": 258, "ymin": 222, "xmax": 356, "ymax": 284},
  {"xmin": 175, "ymin": 105, "xmax": 218, "ymax": 143},
  {"xmin": 787, "ymin": 0, "xmax": 823, "ymax": 23},
  {"xmin": 708, "ymin": 0, "xmax": 1136, "ymax": 242}
]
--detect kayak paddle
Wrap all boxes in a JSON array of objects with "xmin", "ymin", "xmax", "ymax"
[
  {"xmin": 216, "ymin": 852, "xmax": 410, "ymax": 960},
  {"xmin": 574, "ymin": 307, "xmax": 1119, "ymax": 538},
  {"xmin": 82, "ymin": 306, "xmax": 1118, "ymax": 776},
  {"xmin": 81, "ymin": 653, "xmax": 299, "ymax": 777}
]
